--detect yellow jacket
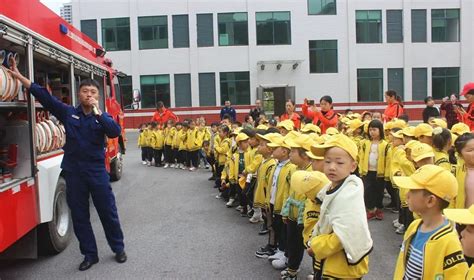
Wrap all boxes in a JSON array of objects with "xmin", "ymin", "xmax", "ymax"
[
  {"xmin": 137, "ymin": 129, "xmax": 150, "ymax": 147},
  {"xmin": 266, "ymin": 160, "xmax": 296, "ymax": 215},
  {"xmin": 466, "ymin": 265, "xmax": 474, "ymax": 280},
  {"xmin": 434, "ymin": 150, "xmax": 451, "ymax": 172},
  {"xmin": 253, "ymin": 158, "xmax": 276, "ymax": 209},
  {"xmin": 215, "ymin": 137, "xmax": 231, "ymax": 166},
  {"xmin": 222, "ymin": 147, "xmax": 252, "ymax": 182},
  {"xmin": 245, "ymin": 147, "xmax": 263, "ymax": 174},
  {"xmin": 186, "ymin": 128, "xmax": 200, "ymax": 151},
  {"xmin": 310, "ymin": 233, "xmax": 369, "ymax": 278},
  {"xmin": 393, "ymin": 219, "xmax": 468, "ymax": 279},
  {"xmin": 164, "ymin": 127, "xmax": 176, "ymax": 146},
  {"xmin": 281, "ymin": 164, "xmax": 313, "ymax": 223},
  {"xmin": 302, "ymin": 172, "xmax": 329, "ymax": 245},
  {"xmin": 359, "ymin": 139, "xmax": 389, "ymax": 178},
  {"xmin": 453, "ymin": 158, "xmax": 467, "ymax": 209},
  {"xmin": 150, "ymin": 130, "xmax": 164, "ymax": 150},
  {"xmin": 178, "ymin": 129, "xmax": 187, "ymax": 151},
  {"xmin": 172, "ymin": 128, "xmax": 182, "ymax": 149}
]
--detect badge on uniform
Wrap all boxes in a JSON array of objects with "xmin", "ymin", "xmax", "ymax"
[{"xmin": 72, "ymin": 114, "xmax": 80, "ymax": 119}]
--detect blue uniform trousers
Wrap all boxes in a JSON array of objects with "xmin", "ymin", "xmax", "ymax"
[{"xmin": 65, "ymin": 169, "xmax": 124, "ymax": 261}]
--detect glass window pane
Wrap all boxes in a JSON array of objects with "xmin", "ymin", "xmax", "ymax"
[
  {"xmin": 432, "ymin": 67, "xmax": 459, "ymax": 99},
  {"xmin": 308, "ymin": 0, "xmax": 336, "ymax": 15},
  {"xmin": 81, "ymin": 19, "xmax": 97, "ymax": 42},
  {"xmin": 218, "ymin": 13, "xmax": 248, "ymax": 46},
  {"xmin": 199, "ymin": 73, "xmax": 216, "ymax": 106},
  {"xmin": 412, "ymin": 68, "xmax": 428, "ymax": 100},
  {"xmin": 101, "ymin": 18, "xmax": 130, "ymax": 51},
  {"xmin": 256, "ymin": 12, "xmax": 273, "ymax": 22},
  {"xmin": 357, "ymin": 69, "xmax": 383, "ymax": 101},
  {"xmin": 173, "ymin": 15, "xmax": 189, "ymax": 48},
  {"xmin": 309, "ymin": 40, "xmax": 337, "ymax": 73},
  {"xmin": 220, "ymin": 72, "xmax": 250, "ymax": 105},
  {"xmin": 197, "ymin": 14, "xmax": 214, "ymax": 47}
]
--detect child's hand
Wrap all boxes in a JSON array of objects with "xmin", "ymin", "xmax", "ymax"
[{"xmin": 307, "ymin": 247, "xmax": 314, "ymax": 257}]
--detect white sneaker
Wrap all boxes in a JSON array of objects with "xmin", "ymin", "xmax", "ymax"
[
  {"xmin": 181, "ymin": 165, "xmax": 187, "ymax": 170},
  {"xmin": 281, "ymin": 267, "xmax": 301, "ymax": 276},
  {"xmin": 393, "ymin": 220, "xmax": 402, "ymax": 229},
  {"xmin": 147, "ymin": 162, "xmax": 151, "ymax": 167},
  {"xmin": 142, "ymin": 161, "xmax": 147, "ymax": 165},
  {"xmin": 189, "ymin": 167, "xmax": 196, "ymax": 171},
  {"xmin": 272, "ymin": 257, "xmax": 288, "ymax": 270},
  {"xmin": 215, "ymin": 193, "xmax": 222, "ymax": 199},
  {"xmin": 170, "ymin": 164, "xmax": 176, "ymax": 168},
  {"xmin": 249, "ymin": 216, "xmax": 264, "ymax": 224},
  {"xmin": 269, "ymin": 250, "xmax": 285, "ymax": 261},
  {"xmin": 306, "ymin": 274, "xmax": 314, "ymax": 280},
  {"xmin": 163, "ymin": 163, "xmax": 169, "ymax": 168},
  {"xmin": 235, "ymin": 205, "xmax": 243, "ymax": 211},
  {"xmin": 395, "ymin": 225, "xmax": 405, "ymax": 235},
  {"xmin": 226, "ymin": 198, "xmax": 235, "ymax": 208}
]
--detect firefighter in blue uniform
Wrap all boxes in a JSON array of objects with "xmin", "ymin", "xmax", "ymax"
[{"xmin": 8, "ymin": 59, "xmax": 127, "ymax": 271}]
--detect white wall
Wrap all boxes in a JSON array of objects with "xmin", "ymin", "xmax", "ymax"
[{"xmin": 72, "ymin": 0, "xmax": 471, "ymax": 108}]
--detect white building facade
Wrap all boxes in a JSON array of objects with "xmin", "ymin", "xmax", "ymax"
[
  {"xmin": 71, "ymin": 0, "xmax": 474, "ymax": 119},
  {"xmin": 60, "ymin": 3, "xmax": 73, "ymax": 24}
]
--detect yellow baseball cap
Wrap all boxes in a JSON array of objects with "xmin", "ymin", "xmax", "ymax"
[
  {"xmin": 301, "ymin": 123, "xmax": 321, "ymax": 134},
  {"xmin": 340, "ymin": 117, "xmax": 351, "ymax": 125},
  {"xmin": 393, "ymin": 165, "xmax": 458, "ymax": 203},
  {"xmin": 415, "ymin": 123, "xmax": 433, "ymax": 138},
  {"xmin": 391, "ymin": 130, "xmax": 404, "ymax": 139},
  {"xmin": 267, "ymin": 134, "xmax": 290, "ymax": 149},
  {"xmin": 325, "ymin": 127, "xmax": 339, "ymax": 136},
  {"xmin": 392, "ymin": 119, "xmax": 408, "ymax": 130},
  {"xmin": 347, "ymin": 119, "xmax": 365, "ymax": 132},
  {"xmin": 384, "ymin": 122, "xmax": 394, "ymax": 131},
  {"xmin": 311, "ymin": 134, "xmax": 358, "ymax": 161},
  {"xmin": 444, "ymin": 205, "xmax": 474, "ymax": 225},
  {"xmin": 411, "ymin": 142, "xmax": 434, "ymax": 162},
  {"xmin": 235, "ymin": 133, "xmax": 249, "ymax": 143},
  {"xmin": 405, "ymin": 140, "xmax": 420, "ymax": 150},
  {"xmin": 231, "ymin": 127, "xmax": 243, "ymax": 135},
  {"xmin": 256, "ymin": 132, "xmax": 280, "ymax": 142},
  {"xmin": 286, "ymin": 130, "xmax": 301, "ymax": 140},
  {"xmin": 285, "ymin": 134, "xmax": 315, "ymax": 151},
  {"xmin": 277, "ymin": 120, "xmax": 294, "ymax": 131},
  {"xmin": 451, "ymin": 122, "xmax": 470, "ymax": 136},
  {"xmin": 429, "ymin": 118, "xmax": 447, "ymax": 129},
  {"xmin": 402, "ymin": 126, "xmax": 416, "ymax": 137},
  {"xmin": 256, "ymin": 124, "xmax": 268, "ymax": 130},
  {"xmin": 291, "ymin": 170, "xmax": 329, "ymax": 200}
]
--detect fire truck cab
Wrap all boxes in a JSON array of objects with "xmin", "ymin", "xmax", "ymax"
[{"xmin": 0, "ymin": 0, "xmax": 126, "ymax": 258}]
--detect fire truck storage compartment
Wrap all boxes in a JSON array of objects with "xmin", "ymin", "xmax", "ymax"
[{"xmin": 1, "ymin": 121, "xmax": 31, "ymax": 181}]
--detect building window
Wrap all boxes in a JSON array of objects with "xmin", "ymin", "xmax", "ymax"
[
  {"xmin": 256, "ymin": 12, "xmax": 291, "ymax": 45},
  {"xmin": 308, "ymin": 0, "xmax": 336, "ymax": 15},
  {"xmin": 432, "ymin": 67, "xmax": 460, "ymax": 99},
  {"xmin": 199, "ymin": 73, "xmax": 216, "ymax": 106},
  {"xmin": 309, "ymin": 40, "xmax": 338, "ymax": 73},
  {"xmin": 218, "ymin": 13, "xmax": 248, "ymax": 46},
  {"xmin": 386, "ymin": 10, "xmax": 403, "ymax": 43},
  {"xmin": 119, "ymin": 75, "xmax": 133, "ymax": 107},
  {"xmin": 140, "ymin": 75, "xmax": 170, "ymax": 108},
  {"xmin": 411, "ymin": 9, "xmax": 427, "ymax": 43},
  {"xmin": 80, "ymin": 19, "xmax": 97, "ymax": 42},
  {"xmin": 357, "ymin": 69, "xmax": 383, "ymax": 102},
  {"xmin": 356, "ymin": 10, "xmax": 382, "ymax": 44},
  {"xmin": 388, "ymin": 68, "xmax": 404, "ymax": 99},
  {"xmin": 412, "ymin": 68, "xmax": 428, "ymax": 101},
  {"xmin": 174, "ymin": 74, "xmax": 192, "ymax": 107},
  {"xmin": 172, "ymin": 15, "xmax": 190, "ymax": 48},
  {"xmin": 197, "ymin": 14, "xmax": 214, "ymax": 47},
  {"xmin": 432, "ymin": 9, "xmax": 460, "ymax": 42},
  {"xmin": 220, "ymin": 72, "xmax": 250, "ymax": 105},
  {"xmin": 101, "ymin": 18, "xmax": 131, "ymax": 51},
  {"xmin": 138, "ymin": 16, "xmax": 168, "ymax": 50}
]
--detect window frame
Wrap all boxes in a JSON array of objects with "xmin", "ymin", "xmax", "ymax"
[
  {"xmin": 431, "ymin": 9, "xmax": 460, "ymax": 43},
  {"xmin": 219, "ymin": 71, "xmax": 251, "ymax": 105},
  {"xmin": 140, "ymin": 74, "xmax": 171, "ymax": 108},
  {"xmin": 101, "ymin": 17, "xmax": 131, "ymax": 51},
  {"xmin": 217, "ymin": 12, "xmax": 249, "ymax": 47},
  {"xmin": 309, "ymin": 40, "xmax": 338, "ymax": 74},
  {"xmin": 432, "ymin": 67, "xmax": 460, "ymax": 99},
  {"xmin": 357, "ymin": 68, "xmax": 384, "ymax": 102},
  {"xmin": 355, "ymin": 10, "xmax": 383, "ymax": 44},
  {"xmin": 137, "ymin": 15, "xmax": 168, "ymax": 50},
  {"xmin": 307, "ymin": 0, "xmax": 337, "ymax": 16},
  {"xmin": 256, "ymin": 11, "xmax": 292, "ymax": 46}
]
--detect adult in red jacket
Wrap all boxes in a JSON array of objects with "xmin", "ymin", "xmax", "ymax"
[
  {"xmin": 383, "ymin": 90, "xmax": 404, "ymax": 122},
  {"xmin": 280, "ymin": 99, "xmax": 301, "ymax": 130},
  {"xmin": 151, "ymin": 101, "xmax": 179, "ymax": 125},
  {"xmin": 301, "ymin": 96, "xmax": 338, "ymax": 134},
  {"xmin": 457, "ymin": 82, "xmax": 474, "ymax": 131}
]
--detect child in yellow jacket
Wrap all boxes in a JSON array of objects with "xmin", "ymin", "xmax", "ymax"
[
  {"xmin": 240, "ymin": 129, "xmax": 263, "ymax": 219},
  {"xmin": 172, "ymin": 122, "xmax": 183, "ymax": 168},
  {"xmin": 359, "ymin": 119, "xmax": 389, "ymax": 220},
  {"xmin": 163, "ymin": 120, "xmax": 176, "ymax": 168},
  {"xmin": 186, "ymin": 120, "xmax": 200, "ymax": 171},
  {"xmin": 150, "ymin": 123, "xmax": 164, "ymax": 167},
  {"xmin": 215, "ymin": 125, "xmax": 232, "ymax": 194},
  {"xmin": 177, "ymin": 122, "xmax": 188, "ymax": 169},
  {"xmin": 453, "ymin": 133, "xmax": 474, "ymax": 209},
  {"xmin": 393, "ymin": 165, "xmax": 468, "ymax": 279},
  {"xmin": 431, "ymin": 127, "xmax": 453, "ymax": 172},
  {"xmin": 137, "ymin": 123, "xmax": 149, "ymax": 165},
  {"xmin": 142, "ymin": 123, "xmax": 154, "ymax": 166}
]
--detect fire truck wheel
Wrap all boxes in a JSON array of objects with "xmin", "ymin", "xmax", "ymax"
[
  {"xmin": 109, "ymin": 153, "xmax": 123, "ymax": 182},
  {"xmin": 38, "ymin": 177, "xmax": 72, "ymax": 255}
]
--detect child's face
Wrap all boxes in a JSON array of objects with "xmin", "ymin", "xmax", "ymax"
[
  {"xmin": 372, "ymin": 112, "xmax": 382, "ymax": 120},
  {"xmin": 323, "ymin": 147, "xmax": 357, "ymax": 186},
  {"xmin": 248, "ymin": 137, "xmax": 259, "ymax": 148},
  {"xmin": 392, "ymin": 138, "xmax": 403, "ymax": 147},
  {"xmin": 406, "ymin": 189, "xmax": 431, "ymax": 214},
  {"xmin": 289, "ymin": 148, "xmax": 306, "ymax": 166},
  {"xmin": 363, "ymin": 114, "xmax": 372, "ymax": 122},
  {"xmin": 218, "ymin": 129, "xmax": 227, "ymax": 139},
  {"xmin": 419, "ymin": 135, "xmax": 433, "ymax": 146},
  {"xmin": 257, "ymin": 140, "xmax": 272, "ymax": 156},
  {"xmin": 460, "ymin": 139, "xmax": 474, "ymax": 167},
  {"xmin": 312, "ymin": 159, "xmax": 324, "ymax": 172},
  {"xmin": 238, "ymin": 140, "xmax": 249, "ymax": 151},
  {"xmin": 272, "ymin": 147, "xmax": 289, "ymax": 161},
  {"xmin": 415, "ymin": 157, "xmax": 434, "ymax": 168},
  {"xmin": 203, "ymin": 144, "xmax": 209, "ymax": 150},
  {"xmin": 167, "ymin": 122, "xmax": 172, "ymax": 128},
  {"xmin": 189, "ymin": 122, "xmax": 195, "ymax": 129},
  {"xmin": 176, "ymin": 124, "xmax": 182, "ymax": 130},
  {"xmin": 211, "ymin": 126, "xmax": 218, "ymax": 133},
  {"xmin": 279, "ymin": 128, "xmax": 289, "ymax": 136},
  {"xmin": 426, "ymin": 99, "xmax": 435, "ymax": 107},
  {"xmin": 231, "ymin": 124, "xmax": 239, "ymax": 130},
  {"xmin": 461, "ymin": 225, "xmax": 474, "ymax": 258},
  {"xmin": 369, "ymin": 127, "xmax": 381, "ymax": 140}
]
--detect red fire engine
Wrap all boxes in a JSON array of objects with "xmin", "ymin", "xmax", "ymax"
[{"xmin": 0, "ymin": 0, "xmax": 126, "ymax": 258}]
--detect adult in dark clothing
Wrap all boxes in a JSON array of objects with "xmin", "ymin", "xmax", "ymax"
[
  {"xmin": 220, "ymin": 100, "xmax": 237, "ymax": 121},
  {"xmin": 422, "ymin": 96, "xmax": 440, "ymax": 123},
  {"xmin": 8, "ymin": 61, "xmax": 127, "ymax": 271},
  {"xmin": 249, "ymin": 99, "xmax": 265, "ymax": 121},
  {"xmin": 440, "ymin": 94, "xmax": 463, "ymax": 128}
]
